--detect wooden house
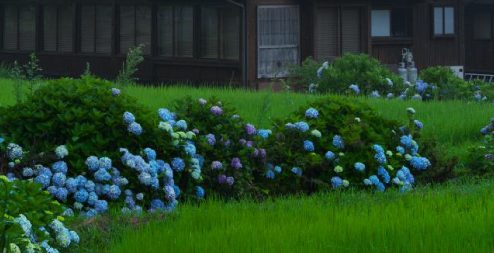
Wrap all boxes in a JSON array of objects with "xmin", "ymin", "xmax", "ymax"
[{"xmin": 0, "ymin": 0, "xmax": 492, "ymax": 87}]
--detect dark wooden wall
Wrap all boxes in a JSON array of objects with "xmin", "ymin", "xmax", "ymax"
[
  {"xmin": 465, "ymin": 4, "xmax": 494, "ymax": 73},
  {"xmin": 0, "ymin": 0, "xmax": 242, "ymax": 84}
]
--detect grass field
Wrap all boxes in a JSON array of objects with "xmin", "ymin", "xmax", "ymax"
[
  {"xmin": 2, "ymin": 78, "xmax": 494, "ymax": 252},
  {"xmin": 74, "ymin": 179, "xmax": 494, "ymax": 253}
]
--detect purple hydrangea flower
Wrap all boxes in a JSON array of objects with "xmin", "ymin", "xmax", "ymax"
[
  {"xmin": 231, "ymin": 158, "xmax": 242, "ymax": 169},
  {"xmin": 245, "ymin": 124, "xmax": 256, "ymax": 135},
  {"xmin": 211, "ymin": 161, "xmax": 223, "ymax": 170},
  {"xmin": 210, "ymin": 106, "xmax": 223, "ymax": 116}
]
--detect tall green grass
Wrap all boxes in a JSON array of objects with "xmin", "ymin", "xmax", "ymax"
[{"xmin": 103, "ymin": 180, "xmax": 494, "ymax": 253}]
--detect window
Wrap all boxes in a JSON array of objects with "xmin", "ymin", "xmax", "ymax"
[
  {"xmin": 43, "ymin": 5, "xmax": 74, "ymax": 53},
  {"xmin": 371, "ymin": 8, "xmax": 412, "ymax": 37},
  {"xmin": 433, "ymin": 6, "xmax": 455, "ymax": 36},
  {"xmin": 315, "ymin": 7, "xmax": 361, "ymax": 61},
  {"xmin": 158, "ymin": 6, "xmax": 194, "ymax": 57},
  {"xmin": 119, "ymin": 5, "xmax": 151, "ymax": 54},
  {"xmin": 3, "ymin": 5, "xmax": 36, "ymax": 51},
  {"xmin": 474, "ymin": 11, "xmax": 493, "ymax": 40},
  {"xmin": 80, "ymin": 5, "xmax": 112, "ymax": 54},
  {"xmin": 200, "ymin": 6, "xmax": 240, "ymax": 60},
  {"xmin": 258, "ymin": 6, "xmax": 299, "ymax": 78}
]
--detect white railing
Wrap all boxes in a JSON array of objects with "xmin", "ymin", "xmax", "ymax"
[{"xmin": 465, "ymin": 73, "xmax": 494, "ymax": 83}]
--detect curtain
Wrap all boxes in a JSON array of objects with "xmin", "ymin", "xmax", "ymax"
[{"xmin": 258, "ymin": 6, "xmax": 299, "ymax": 78}]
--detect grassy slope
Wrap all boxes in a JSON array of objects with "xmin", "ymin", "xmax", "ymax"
[
  {"xmin": 98, "ymin": 180, "xmax": 494, "ymax": 253},
  {"xmin": 1, "ymin": 79, "xmax": 494, "ymax": 252}
]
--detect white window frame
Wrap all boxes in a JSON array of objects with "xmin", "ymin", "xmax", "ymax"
[
  {"xmin": 257, "ymin": 5, "xmax": 300, "ymax": 79},
  {"xmin": 371, "ymin": 9, "xmax": 391, "ymax": 37},
  {"xmin": 433, "ymin": 6, "xmax": 455, "ymax": 36}
]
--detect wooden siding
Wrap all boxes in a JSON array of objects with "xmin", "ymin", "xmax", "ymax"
[{"xmin": 465, "ymin": 4, "xmax": 494, "ymax": 73}]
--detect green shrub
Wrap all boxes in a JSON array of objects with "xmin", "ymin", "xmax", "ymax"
[
  {"xmin": 0, "ymin": 76, "xmax": 176, "ymax": 175},
  {"xmin": 173, "ymin": 97, "xmax": 266, "ymax": 199},
  {"xmin": 290, "ymin": 54, "xmax": 404, "ymax": 95},
  {"xmin": 262, "ymin": 96, "xmax": 429, "ymax": 194},
  {"xmin": 0, "ymin": 176, "xmax": 79, "ymax": 252},
  {"xmin": 287, "ymin": 58, "xmax": 321, "ymax": 91},
  {"xmin": 418, "ymin": 66, "xmax": 472, "ymax": 100}
]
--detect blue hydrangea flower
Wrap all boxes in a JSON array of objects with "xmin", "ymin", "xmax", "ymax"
[
  {"xmin": 184, "ymin": 143, "xmax": 196, "ymax": 156},
  {"xmin": 303, "ymin": 140, "xmax": 315, "ymax": 152},
  {"xmin": 205, "ymin": 134, "xmax": 216, "ymax": 146},
  {"xmin": 305, "ymin": 108, "xmax": 319, "ymax": 119},
  {"xmin": 111, "ymin": 88, "xmax": 121, "ymax": 96},
  {"xmin": 416, "ymin": 80, "xmax": 429, "ymax": 94},
  {"xmin": 414, "ymin": 120, "xmax": 424, "ymax": 130},
  {"xmin": 265, "ymin": 170, "xmax": 275, "ymax": 179},
  {"xmin": 95, "ymin": 200, "xmax": 108, "ymax": 213},
  {"xmin": 87, "ymin": 192, "xmax": 98, "ymax": 206},
  {"xmin": 349, "ymin": 84, "xmax": 360, "ymax": 95},
  {"xmin": 195, "ymin": 186, "xmax": 205, "ymax": 199},
  {"xmin": 150, "ymin": 199, "xmax": 165, "ymax": 210},
  {"xmin": 128, "ymin": 122, "xmax": 143, "ymax": 136},
  {"xmin": 85, "ymin": 156, "xmax": 99, "ymax": 171},
  {"xmin": 138, "ymin": 172, "xmax": 152, "ymax": 186},
  {"xmin": 231, "ymin": 158, "xmax": 242, "ymax": 169},
  {"xmin": 378, "ymin": 166, "xmax": 391, "ymax": 184},
  {"xmin": 55, "ymin": 145, "xmax": 69, "ymax": 159},
  {"xmin": 65, "ymin": 178, "xmax": 78, "ymax": 193},
  {"xmin": 69, "ymin": 231, "xmax": 80, "ymax": 244},
  {"xmin": 34, "ymin": 174, "xmax": 51, "ymax": 188},
  {"xmin": 98, "ymin": 157, "xmax": 112, "ymax": 170},
  {"xmin": 158, "ymin": 108, "xmax": 175, "ymax": 122},
  {"xmin": 211, "ymin": 161, "xmax": 223, "ymax": 170},
  {"xmin": 123, "ymin": 112, "xmax": 136, "ymax": 124},
  {"xmin": 370, "ymin": 90, "xmax": 381, "ymax": 98},
  {"xmin": 7, "ymin": 143, "xmax": 23, "ymax": 160},
  {"xmin": 52, "ymin": 161, "xmax": 68, "ymax": 174},
  {"xmin": 55, "ymin": 188, "xmax": 68, "ymax": 202},
  {"xmin": 396, "ymin": 146, "xmax": 405, "ymax": 155},
  {"xmin": 171, "ymin": 158, "xmax": 186, "ymax": 172},
  {"xmin": 294, "ymin": 121, "xmax": 310, "ymax": 132},
  {"xmin": 22, "ymin": 167, "xmax": 34, "ymax": 178},
  {"xmin": 274, "ymin": 166, "xmax": 282, "ymax": 174},
  {"xmin": 291, "ymin": 167, "xmax": 303, "ymax": 177},
  {"xmin": 325, "ymin": 151, "xmax": 336, "ymax": 161},
  {"xmin": 176, "ymin": 120, "xmax": 188, "ymax": 130},
  {"xmin": 107, "ymin": 185, "xmax": 121, "ymax": 200},
  {"xmin": 52, "ymin": 173, "xmax": 66, "ymax": 187},
  {"xmin": 332, "ymin": 135, "xmax": 345, "ymax": 149},
  {"xmin": 354, "ymin": 162, "xmax": 366, "ymax": 172},
  {"xmin": 410, "ymin": 156, "xmax": 431, "ymax": 170},
  {"xmin": 257, "ymin": 129, "xmax": 272, "ymax": 139},
  {"xmin": 331, "ymin": 177, "xmax": 343, "ymax": 189},
  {"xmin": 74, "ymin": 189, "xmax": 89, "ymax": 203},
  {"xmin": 94, "ymin": 169, "xmax": 112, "ymax": 182}
]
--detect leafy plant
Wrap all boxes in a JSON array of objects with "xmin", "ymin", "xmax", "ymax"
[
  {"xmin": 116, "ymin": 45, "xmax": 145, "ymax": 86},
  {"xmin": 262, "ymin": 96, "xmax": 430, "ymax": 194},
  {"xmin": 290, "ymin": 54, "xmax": 404, "ymax": 96},
  {"xmin": 172, "ymin": 97, "xmax": 267, "ymax": 199},
  {"xmin": 0, "ymin": 76, "xmax": 175, "ymax": 174},
  {"xmin": 0, "ymin": 177, "xmax": 79, "ymax": 252}
]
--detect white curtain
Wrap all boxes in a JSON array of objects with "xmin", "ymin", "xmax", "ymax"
[{"xmin": 258, "ymin": 6, "xmax": 299, "ymax": 78}]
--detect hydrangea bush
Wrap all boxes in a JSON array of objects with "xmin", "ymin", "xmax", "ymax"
[
  {"xmin": 171, "ymin": 97, "xmax": 267, "ymax": 199},
  {"xmin": 0, "ymin": 76, "xmax": 178, "ymax": 173},
  {"xmin": 0, "ymin": 176, "xmax": 79, "ymax": 253},
  {"xmin": 261, "ymin": 97, "xmax": 430, "ymax": 194},
  {"xmin": 467, "ymin": 118, "xmax": 494, "ymax": 176}
]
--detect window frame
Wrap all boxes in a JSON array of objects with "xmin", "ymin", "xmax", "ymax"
[
  {"xmin": 79, "ymin": 4, "xmax": 114, "ymax": 55},
  {"xmin": 473, "ymin": 10, "xmax": 494, "ymax": 41},
  {"xmin": 118, "ymin": 4, "xmax": 152, "ymax": 55},
  {"xmin": 257, "ymin": 5, "xmax": 300, "ymax": 79},
  {"xmin": 156, "ymin": 4, "xmax": 195, "ymax": 59},
  {"xmin": 1, "ymin": 4, "xmax": 37, "ymax": 52},
  {"xmin": 199, "ymin": 5, "xmax": 241, "ymax": 61},
  {"xmin": 432, "ymin": 5, "xmax": 456, "ymax": 39},
  {"xmin": 41, "ymin": 4, "xmax": 75, "ymax": 54},
  {"xmin": 371, "ymin": 7, "xmax": 413, "ymax": 39}
]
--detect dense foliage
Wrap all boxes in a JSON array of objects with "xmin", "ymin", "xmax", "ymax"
[
  {"xmin": 290, "ymin": 54, "xmax": 405, "ymax": 96},
  {"xmin": 467, "ymin": 118, "xmax": 494, "ymax": 176},
  {"xmin": 173, "ymin": 97, "xmax": 267, "ymax": 199},
  {"xmin": 0, "ymin": 176, "xmax": 79, "ymax": 252},
  {"xmin": 0, "ymin": 76, "xmax": 178, "ymax": 174},
  {"xmin": 262, "ymin": 97, "xmax": 430, "ymax": 194}
]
